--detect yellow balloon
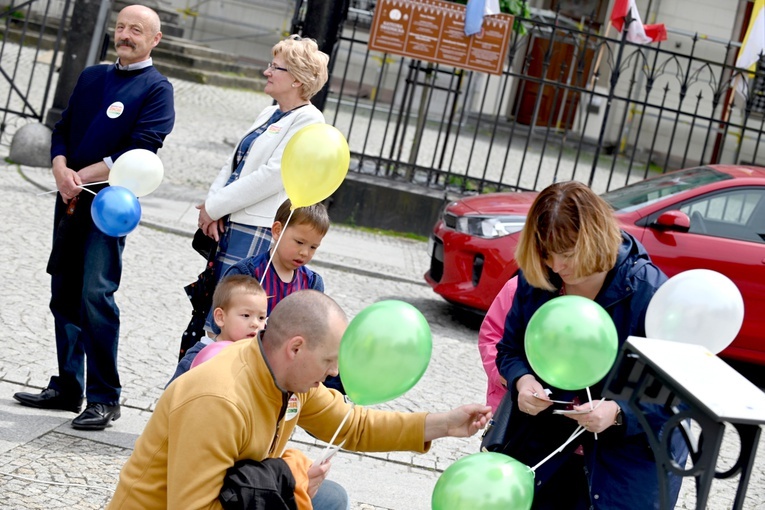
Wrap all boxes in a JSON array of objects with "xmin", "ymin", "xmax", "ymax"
[{"xmin": 281, "ymin": 124, "xmax": 350, "ymax": 208}]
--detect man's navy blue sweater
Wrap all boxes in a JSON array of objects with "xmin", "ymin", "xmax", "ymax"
[{"xmin": 51, "ymin": 64, "xmax": 175, "ymax": 170}]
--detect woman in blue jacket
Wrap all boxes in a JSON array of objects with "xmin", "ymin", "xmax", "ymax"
[{"xmin": 496, "ymin": 181, "xmax": 688, "ymax": 509}]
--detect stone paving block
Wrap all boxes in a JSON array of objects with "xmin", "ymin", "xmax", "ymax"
[
  {"xmin": 0, "ymin": 431, "xmax": 124, "ymax": 509},
  {"xmin": 411, "ymin": 455, "xmax": 437, "ymax": 470}
]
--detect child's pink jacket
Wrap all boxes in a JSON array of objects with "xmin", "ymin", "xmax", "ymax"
[{"xmin": 478, "ymin": 276, "xmax": 518, "ymax": 412}]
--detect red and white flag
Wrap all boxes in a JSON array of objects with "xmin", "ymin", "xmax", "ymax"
[{"xmin": 610, "ymin": 0, "xmax": 667, "ymax": 44}]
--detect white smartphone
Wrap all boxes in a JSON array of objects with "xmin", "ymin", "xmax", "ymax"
[
  {"xmin": 532, "ymin": 394, "xmax": 576, "ymax": 405},
  {"xmin": 533, "ymin": 389, "xmax": 575, "ymax": 405}
]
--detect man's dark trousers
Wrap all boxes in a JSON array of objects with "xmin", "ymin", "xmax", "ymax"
[{"xmin": 48, "ymin": 193, "xmax": 125, "ymax": 405}]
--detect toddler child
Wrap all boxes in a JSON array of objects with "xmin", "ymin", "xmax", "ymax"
[{"xmin": 168, "ymin": 274, "xmax": 267, "ymax": 386}]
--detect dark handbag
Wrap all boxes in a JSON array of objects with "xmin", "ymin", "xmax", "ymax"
[
  {"xmin": 192, "ymin": 228, "xmax": 218, "ymax": 260},
  {"xmin": 179, "ymin": 239, "xmax": 219, "ymax": 360},
  {"xmin": 480, "ymin": 390, "xmax": 515, "ymax": 452}
]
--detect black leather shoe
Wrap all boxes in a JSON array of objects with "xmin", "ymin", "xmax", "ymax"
[
  {"xmin": 13, "ymin": 388, "xmax": 83, "ymax": 413},
  {"xmin": 71, "ymin": 402, "xmax": 121, "ymax": 431}
]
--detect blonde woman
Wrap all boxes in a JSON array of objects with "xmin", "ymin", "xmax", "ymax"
[{"xmin": 198, "ymin": 34, "xmax": 329, "ymax": 277}]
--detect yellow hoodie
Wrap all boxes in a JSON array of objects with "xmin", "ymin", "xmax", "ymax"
[{"xmin": 108, "ymin": 337, "xmax": 430, "ymax": 509}]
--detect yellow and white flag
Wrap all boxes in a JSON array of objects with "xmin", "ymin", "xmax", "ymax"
[{"xmin": 735, "ymin": 0, "xmax": 765, "ymax": 100}]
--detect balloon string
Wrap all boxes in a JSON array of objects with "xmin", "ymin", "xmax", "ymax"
[
  {"xmin": 36, "ymin": 181, "xmax": 109, "ymax": 196},
  {"xmin": 530, "ymin": 398, "xmax": 604, "ymax": 472},
  {"xmin": 531, "ymin": 425, "xmax": 586, "ymax": 472},
  {"xmin": 318, "ymin": 402, "xmax": 354, "ymax": 461},
  {"xmin": 76, "ymin": 185, "xmax": 97, "ymax": 196},
  {"xmin": 259, "ymin": 208, "xmax": 294, "ymax": 287}
]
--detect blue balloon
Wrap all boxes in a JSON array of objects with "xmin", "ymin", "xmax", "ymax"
[{"xmin": 91, "ymin": 186, "xmax": 142, "ymax": 237}]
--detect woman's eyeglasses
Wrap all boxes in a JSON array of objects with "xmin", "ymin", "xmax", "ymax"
[{"xmin": 267, "ymin": 62, "xmax": 289, "ymax": 72}]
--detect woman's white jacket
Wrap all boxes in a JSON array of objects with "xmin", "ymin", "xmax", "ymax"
[{"xmin": 205, "ymin": 103, "xmax": 325, "ymax": 227}]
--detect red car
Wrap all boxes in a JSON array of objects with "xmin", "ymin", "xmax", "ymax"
[{"xmin": 425, "ymin": 165, "xmax": 765, "ymax": 365}]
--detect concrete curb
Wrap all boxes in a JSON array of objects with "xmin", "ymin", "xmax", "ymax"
[{"xmin": 16, "ymin": 165, "xmax": 429, "ymax": 288}]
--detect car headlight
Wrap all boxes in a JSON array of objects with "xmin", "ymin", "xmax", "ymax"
[{"xmin": 454, "ymin": 215, "xmax": 526, "ymax": 238}]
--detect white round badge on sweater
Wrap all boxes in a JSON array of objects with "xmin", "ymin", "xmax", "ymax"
[{"xmin": 106, "ymin": 102, "xmax": 124, "ymax": 119}]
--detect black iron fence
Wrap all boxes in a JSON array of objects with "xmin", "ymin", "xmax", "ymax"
[
  {"xmin": 322, "ymin": 8, "xmax": 765, "ymax": 195},
  {"xmin": 0, "ymin": 0, "xmax": 71, "ymax": 146},
  {"xmin": 3, "ymin": 1, "xmax": 762, "ymax": 199}
]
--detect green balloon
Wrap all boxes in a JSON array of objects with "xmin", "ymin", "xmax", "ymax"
[
  {"xmin": 338, "ymin": 300, "xmax": 432, "ymax": 405},
  {"xmin": 432, "ymin": 452, "xmax": 534, "ymax": 510},
  {"xmin": 525, "ymin": 295, "xmax": 618, "ymax": 390}
]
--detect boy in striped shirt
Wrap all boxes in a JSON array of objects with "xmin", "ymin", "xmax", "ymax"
[
  {"xmin": 219, "ymin": 198, "xmax": 327, "ymax": 312},
  {"xmin": 209, "ymin": 199, "xmax": 342, "ymax": 391}
]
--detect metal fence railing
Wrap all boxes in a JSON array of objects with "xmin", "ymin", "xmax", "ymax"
[
  {"xmin": 0, "ymin": 0, "xmax": 71, "ymax": 146},
  {"xmin": 4, "ymin": 0, "xmax": 763, "ymax": 198},
  {"xmin": 319, "ymin": 8, "xmax": 765, "ymax": 196}
]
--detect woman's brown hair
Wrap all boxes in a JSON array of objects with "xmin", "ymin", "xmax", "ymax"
[{"xmin": 515, "ymin": 181, "xmax": 622, "ymax": 291}]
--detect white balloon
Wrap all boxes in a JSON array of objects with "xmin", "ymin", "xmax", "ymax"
[
  {"xmin": 645, "ymin": 269, "xmax": 744, "ymax": 354},
  {"xmin": 109, "ymin": 149, "xmax": 164, "ymax": 197}
]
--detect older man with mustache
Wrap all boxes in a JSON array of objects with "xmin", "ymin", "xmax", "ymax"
[{"xmin": 13, "ymin": 4, "xmax": 175, "ymax": 431}]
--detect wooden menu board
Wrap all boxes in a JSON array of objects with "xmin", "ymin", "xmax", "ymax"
[{"xmin": 368, "ymin": 0, "xmax": 513, "ymax": 75}]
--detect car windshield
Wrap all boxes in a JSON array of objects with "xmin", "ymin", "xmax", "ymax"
[{"xmin": 601, "ymin": 167, "xmax": 733, "ymax": 213}]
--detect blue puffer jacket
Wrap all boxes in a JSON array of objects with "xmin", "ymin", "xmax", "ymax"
[{"xmin": 496, "ymin": 232, "xmax": 689, "ymax": 509}]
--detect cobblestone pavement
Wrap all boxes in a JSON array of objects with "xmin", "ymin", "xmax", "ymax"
[{"xmin": 0, "ymin": 62, "xmax": 764, "ymax": 508}]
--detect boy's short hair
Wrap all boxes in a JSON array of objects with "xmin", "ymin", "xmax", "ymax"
[
  {"xmin": 274, "ymin": 198, "xmax": 330, "ymax": 236},
  {"xmin": 212, "ymin": 275, "xmax": 266, "ymax": 311}
]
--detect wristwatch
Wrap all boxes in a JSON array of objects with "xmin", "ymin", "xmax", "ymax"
[{"xmin": 614, "ymin": 404, "xmax": 624, "ymax": 426}]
